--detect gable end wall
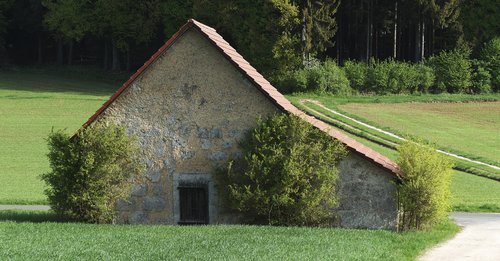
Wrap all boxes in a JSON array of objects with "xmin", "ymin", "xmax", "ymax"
[{"xmin": 98, "ymin": 28, "xmax": 279, "ymax": 224}]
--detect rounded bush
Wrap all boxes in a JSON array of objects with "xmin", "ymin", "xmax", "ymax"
[
  {"xmin": 279, "ymin": 60, "xmax": 352, "ymax": 95},
  {"xmin": 366, "ymin": 60, "xmax": 389, "ymax": 94},
  {"xmin": 428, "ymin": 49, "xmax": 473, "ymax": 93},
  {"xmin": 42, "ymin": 122, "xmax": 144, "ymax": 223},
  {"xmin": 343, "ymin": 60, "xmax": 367, "ymax": 92},
  {"xmin": 216, "ymin": 114, "xmax": 347, "ymax": 226},
  {"xmin": 318, "ymin": 60, "xmax": 352, "ymax": 95}
]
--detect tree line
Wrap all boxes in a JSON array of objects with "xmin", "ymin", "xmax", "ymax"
[{"xmin": 0, "ymin": 0, "xmax": 498, "ymax": 79}]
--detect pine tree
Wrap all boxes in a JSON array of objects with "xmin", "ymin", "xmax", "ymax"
[{"xmin": 295, "ymin": 0, "xmax": 339, "ymax": 63}]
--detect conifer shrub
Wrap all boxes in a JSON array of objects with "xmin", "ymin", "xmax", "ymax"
[
  {"xmin": 415, "ymin": 63, "xmax": 435, "ymax": 93},
  {"xmin": 427, "ymin": 49, "xmax": 473, "ymax": 93},
  {"xmin": 216, "ymin": 114, "xmax": 347, "ymax": 226},
  {"xmin": 397, "ymin": 141, "xmax": 452, "ymax": 231},
  {"xmin": 471, "ymin": 59, "xmax": 492, "ymax": 93},
  {"xmin": 42, "ymin": 122, "xmax": 144, "ymax": 223},
  {"xmin": 480, "ymin": 37, "xmax": 500, "ymax": 92}
]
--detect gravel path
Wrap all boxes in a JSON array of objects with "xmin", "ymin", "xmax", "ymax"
[
  {"xmin": 0, "ymin": 205, "xmax": 50, "ymax": 211},
  {"xmin": 419, "ymin": 213, "xmax": 500, "ymax": 261}
]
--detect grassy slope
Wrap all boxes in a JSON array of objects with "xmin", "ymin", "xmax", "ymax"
[
  {"xmin": 296, "ymin": 98, "xmax": 500, "ymax": 180},
  {"xmin": 0, "ymin": 69, "xmax": 118, "ymax": 204},
  {"xmin": 0, "ymin": 211, "xmax": 458, "ymax": 260},
  {"xmin": 288, "ymin": 93, "xmax": 500, "ymax": 165},
  {"xmin": 287, "ymin": 94, "xmax": 500, "ymax": 212},
  {"xmin": 339, "ymin": 102, "xmax": 500, "ymax": 164}
]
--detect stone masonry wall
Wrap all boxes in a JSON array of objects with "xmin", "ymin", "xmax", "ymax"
[
  {"xmin": 336, "ymin": 152, "xmax": 398, "ymax": 229},
  {"xmin": 99, "ymin": 28, "xmax": 279, "ymax": 224}
]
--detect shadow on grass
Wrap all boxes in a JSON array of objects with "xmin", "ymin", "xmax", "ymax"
[
  {"xmin": 0, "ymin": 210, "xmax": 70, "ymax": 223},
  {"xmin": 0, "ymin": 66, "xmax": 131, "ymax": 96},
  {"xmin": 453, "ymin": 204, "xmax": 500, "ymax": 213}
]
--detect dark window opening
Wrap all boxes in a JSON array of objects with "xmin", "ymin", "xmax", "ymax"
[{"xmin": 178, "ymin": 186, "xmax": 208, "ymax": 225}]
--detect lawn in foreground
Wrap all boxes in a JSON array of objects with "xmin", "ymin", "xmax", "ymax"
[
  {"xmin": 0, "ymin": 69, "xmax": 118, "ymax": 204},
  {"xmin": 0, "ymin": 211, "xmax": 458, "ymax": 260}
]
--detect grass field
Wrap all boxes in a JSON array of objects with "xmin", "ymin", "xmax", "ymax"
[
  {"xmin": 288, "ymin": 93, "xmax": 500, "ymax": 166},
  {"xmin": 0, "ymin": 210, "xmax": 458, "ymax": 260},
  {"xmin": 339, "ymin": 102, "xmax": 500, "ymax": 164},
  {"xmin": 0, "ymin": 68, "xmax": 120, "ymax": 204}
]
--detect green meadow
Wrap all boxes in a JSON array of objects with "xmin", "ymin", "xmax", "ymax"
[
  {"xmin": 0, "ymin": 69, "xmax": 120, "ymax": 204},
  {"xmin": 0, "ymin": 210, "xmax": 458, "ymax": 260}
]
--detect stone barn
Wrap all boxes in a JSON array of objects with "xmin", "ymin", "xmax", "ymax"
[{"xmin": 80, "ymin": 19, "xmax": 401, "ymax": 229}]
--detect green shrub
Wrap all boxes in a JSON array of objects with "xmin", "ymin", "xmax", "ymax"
[
  {"xmin": 480, "ymin": 37, "xmax": 500, "ymax": 92},
  {"xmin": 365, "ymin": 59, "xmax": 392, "ymax": 94},
  {"xmin": 428, "ymin": 49, "xmax": 473, "ymax": 93},
  {"xmin": 344, "ymin": 60, "xmax": 432, "ymax": 94},
  {"xmin": 397, "ymin": 141, "xmax": 452, "ymax": 231},
  {"xmin": 280, "ymin": 60, "xmax": 352, "ymax": 95},
  {"xmin": 471, "ymin": 60, "xmax": 492, "ymax": 94},
  {"xmin": 42, "ymin": 122, "xmax": 144, "ymax": 223},
  {"xmin": 279, "ymin": 69, "xmax": 308, "ymax": 93},
  {"xmin": 318, "ymin": 60, "xmax": 352, "ymax": 95},
  {"xmin": 216, "ymin": 114, "xmax": 347, "ymax": 226},
  {"xmin": 415, "ymin": 64, "xmax": 435, "ymax": 93},
  {"xmin": 365, "ymin": 59, "xmax": 421, "ymax": 94},
  {"xmin": 343, "ymin": 60, "xmax": 367, "ymax": 92},
  {"xmin": 388, "ymin": 62, "xmax": 419, "ymax": 94}
]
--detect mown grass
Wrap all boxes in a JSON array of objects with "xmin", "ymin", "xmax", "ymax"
[
  {"xmin": 288, "ymin": 93, "xmax": 500, "ymax": 166},
  {"xmin": 294, "ymin": 99, "xmax": 500, "ymax": 181},
  {"xmin": 339, "ymin": 102, "xmax": 500, "ymax": 164},
  {"xmin": 0, "ymin": 68, "xmax": 121, "ymax": 204},
  {"xmin": 451, "ymin": 171, "xmax": 500, "ymax": 212},
  {"xmin": 0, "ymin": 210, "xmax": 459, "ymax": 260}
]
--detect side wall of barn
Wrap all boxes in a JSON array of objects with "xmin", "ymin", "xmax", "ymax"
[{"xmin": 337, "ymin": 152, "xmax": 398, "ymax": 229}]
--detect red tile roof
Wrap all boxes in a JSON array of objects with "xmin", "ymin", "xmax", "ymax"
[{"xmin": 81, "ymin": 19, "xmax": 400, "ymax": 177}]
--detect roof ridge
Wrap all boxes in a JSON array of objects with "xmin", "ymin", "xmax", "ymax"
[{"xmin": 79, "ymin": 18, "xmax": 400, "ymax": 176}]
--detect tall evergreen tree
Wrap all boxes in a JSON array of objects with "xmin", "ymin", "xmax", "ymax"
[
  {"xmin": 0, "ymin": 0, "xmax": 12, "ymax": 64},
  {"xmin": 294, "ymin": 0, "xmax": 339, "ymax": 63},
  {"xmin": 160, "ymin": 0, "xmax": 193, "ymax": 38},
  {"xmin": 43, "ymin": 0, "xmax": 93, "ymax": 65},
  {"xmin": 94, "ymin": 0, "xmax": 161, "ymax": 71},
  {"xmin": 461, "ymin": 0, "xmax": 500, "ymax": 52}
]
